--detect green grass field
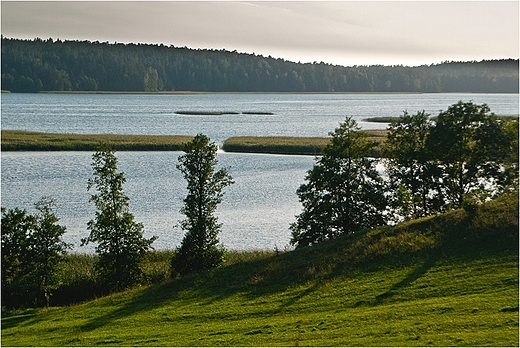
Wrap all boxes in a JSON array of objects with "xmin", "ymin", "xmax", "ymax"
[
  {"xmin": 1, "ymin": 130, "xmax": 193, "ymax": 151},
  {"xmin": 2, "ymin": 193, "xmax": 517, "ymax": 346}
]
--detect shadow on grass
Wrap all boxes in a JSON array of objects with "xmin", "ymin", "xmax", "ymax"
[
  {"xmin": 79, "ymin": 194, "xmax": 518, "ymax": 332},
  {"xmin": 1, "ymin": 311, "xmax": 39, "ymax": 330},
  {"xmin": 374, "ymin": 251, "xmax": 441, "ymax": 304}
]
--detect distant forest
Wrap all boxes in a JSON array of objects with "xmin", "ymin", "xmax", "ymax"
[{"xmin": 1, "ymin": 37, "xmax": 519, "ymax": 93}]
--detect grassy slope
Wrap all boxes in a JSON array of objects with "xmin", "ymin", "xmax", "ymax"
[
  {"xmin": 2, "ymin": 193, "xmax": 518, "ymax": 346},
  {"xmin": 1, "ymin": 130, "xmax": 193, "ymax": 151}
]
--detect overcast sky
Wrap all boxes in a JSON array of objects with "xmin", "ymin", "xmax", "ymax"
[{"xmin": 1, "ymin": 1, "xmax": 518, "ymax": 67}]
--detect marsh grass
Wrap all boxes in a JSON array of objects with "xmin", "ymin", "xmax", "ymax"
[
  {"xmin": 222, "ymin": 130, "xmax": 387, "ymax": 155},
  {"xmin": 2, "ymin": 130, "xmax": 388, "ymax": 155},
  {"xmin": 363, "ymin": 116, "xmax": 400, "ymax": 123},
  {"xmin": 222, "ymin": 136, "xmax": 329, "ymax": 155},
  {"xmin": 2, "ymin": 193, "xmax": 517, "ymax": 346},
  {"xmin": 1, "ymin": 130, "xmax": 193, "ymax": 151},
  {"xmin": 175, "ymin": 111, "xmax": 274, "ymax": 115}
]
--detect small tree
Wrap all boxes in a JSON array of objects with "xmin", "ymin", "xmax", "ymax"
[
  {"xmin": 290, "ymin": 117, "xmax": 387, "ymax": 248},
  {"xmin": 172, "ymin": 134, "xmax": 234, "ymax": 276},
  {"xmin": 83, "ymin": 144, "xmax": 156, "ymax": 291},
  {"xmin": 1, "ymin": 198, "xmax": 69, "ymax": 307}
]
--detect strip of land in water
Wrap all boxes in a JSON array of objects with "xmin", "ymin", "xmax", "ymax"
[
  {"xmin": 222, "ymin": 130, "xmax": 387, "ymax": 155},
  {"xmin": 0, "ymin": 131, "xmax": 193, "ymax": 151},
  {"xmin": 1, "ymin": 130, "xmax": 388, "ymax": 155}
]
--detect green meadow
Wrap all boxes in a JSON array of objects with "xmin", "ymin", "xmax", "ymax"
[{"xmin": 2, "ymin": 193, "xmax": 518, "ymax": 346}]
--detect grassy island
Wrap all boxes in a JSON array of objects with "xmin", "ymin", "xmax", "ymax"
[
  {"xmin": 1, "ymin": 130, "xmax": 193, "ymax": 151},
  {"xmin": 176, "ymin": 111, "xmax": 274, "ymax": 115},
  {"xmin": 222, "ymin": 136, "xmax": 330, "ymax": 155},
  {"xmin": 2, "ymin": 130, "xmax": 388, "ymax": 155},
  {"xmin": 222, "ymin": 130, "xmax": 387, "ymax": 155},
  {"xmin": 2, "ymin": 193, "xmax": 518, "ymax": 346}
]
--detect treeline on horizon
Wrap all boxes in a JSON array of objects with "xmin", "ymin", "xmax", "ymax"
[{"xmin": 1, "ymin": 36, "xmax": 519, "ymax": 93}]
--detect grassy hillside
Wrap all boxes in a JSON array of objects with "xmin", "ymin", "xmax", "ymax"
[{"xmin": 2, "ymin": 193, "xmax": 518, "ymax": 346}]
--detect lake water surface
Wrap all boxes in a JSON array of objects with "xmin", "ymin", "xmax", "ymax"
[{"xmin": 2, "ymin": 93, "xmax": 518, "ymax": 251}]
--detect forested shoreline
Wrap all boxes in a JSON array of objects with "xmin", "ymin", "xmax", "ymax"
[{"xmin": 2, "ymin": 37, "xmax": 518, "ymax": 93}]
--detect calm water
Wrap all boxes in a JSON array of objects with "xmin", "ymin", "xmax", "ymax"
[
  {"xmin": 1, "ymin": 93, "xmax": 518, "ymax": 251},
  {"xmin": 2, "ymin": 93, "xmax": 518, "ymax": 143},
  {"xmin": 1, "ymin": 151, "xmax": 313, "ymax": 251}
]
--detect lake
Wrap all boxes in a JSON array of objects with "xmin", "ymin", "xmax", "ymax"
[{"xmin": 1, "ymin": 93, "xmax": 518, "ymax": 251}]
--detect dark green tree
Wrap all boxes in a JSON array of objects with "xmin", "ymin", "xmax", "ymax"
[
  {"xmin": 290, "ymin": 117, "xmax": 387, "ymax": 248},
  {"xmin": 500, "ymin": 118, "xmax": 519, "ymax": 190},
  {"xmin": 427, "ymin": 101, "xmax": 514, "ymax": 209},
  {"xmin": 82, "ymin": 144, "xmax": 156, "ymax": 290},
  {"xmin": 171, "ymin": 134, "xmax": 234, "ymax": 276},
  {"xmin": 1, "ymin": 198, "xmax": 69, "ymax": 307},
  {"xmin": 383, "ymin": 111, "xmax": 443, "ymax": 219}
]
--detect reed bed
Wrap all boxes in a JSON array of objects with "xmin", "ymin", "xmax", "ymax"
[
  {"xmin": 2, "ymin": 130, "xmax": 388, "ymax": 155},
  {"xmin": 1, "ymin": 130, "xmax": 193, "ymax": 151},
  {"xmin": 222, "ymin": 130, "xmax": 387, "ymax": 156},
  {"xmin": 222, "ymin": 136, "xmax": 329, "ymax": 155},
  {"xmin": 175, "ymin": 111, "xmax": 274, "ymax": 115}
]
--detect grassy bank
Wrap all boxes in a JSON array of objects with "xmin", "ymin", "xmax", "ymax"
[
  {"xmin": 1, "ymin": 130, "xmax": 193, "ymax": 151},
  {"xmin": 222, "ymin": 130, "xmax": 388, "ymax": 155},
  {"xmin": 2, "ymin": 193, "xmax": 517, "ymax": 346}
]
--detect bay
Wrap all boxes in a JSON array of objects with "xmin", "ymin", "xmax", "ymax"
[{"xmin": 1, "ymin": 93, "xmax": 518, "ymax": 251}]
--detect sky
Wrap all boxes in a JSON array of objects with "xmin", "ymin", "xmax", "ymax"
[{"xmin": 1, "ymin": 1, "xmax": 519, "ymax": 67}]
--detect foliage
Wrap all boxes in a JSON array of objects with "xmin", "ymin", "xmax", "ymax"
[
  {"xmin": 82, "ymin": 144, "xmax": 156, "ymax": 291},
  {"xmin": 501, "ymin": 118, "xmax": 519, "ymax": 188},
  {"xmin": 291, "ymin": 117, "xmax": 387, "ymax": 248},
  {"xmin": 171, "ymin": 134, "xmax": 234, "ymax": 276},
  {"xmin": 383, "ymin": 111, "xmax": 443, "ymax": 219},
  {"xmin": 1, "ymin": 198, "xmax": 70, "ymax": 308},
  {"xmin": 427, "ymin": 101, "xmax": 515, "ymax": 209},
  {"xmin": 1, "ymin": 37, "xmax": 518, "ymax": 93},
  {"xmin": 383, "ymin": 102, "xmax": 518, "ymax": 221}
]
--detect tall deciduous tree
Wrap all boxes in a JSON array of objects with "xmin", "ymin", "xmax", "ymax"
[
  {"xmin": 427, "ymin": 101, "xmax": 514, "ymax": 209},
  {"xmin": 383, "ymin": 111, "xmax": 443, "ymax": 219},
  {"xmin": 171, "ymin": 134, "xmax": 234, "ymax": 276},
  {"xmin": 83, "ymin": 144, "xmax": 156, "ymax": 290},
  {"xmin": 290, "ymin": 117, "xmax": 387, "ymax": 248}
]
